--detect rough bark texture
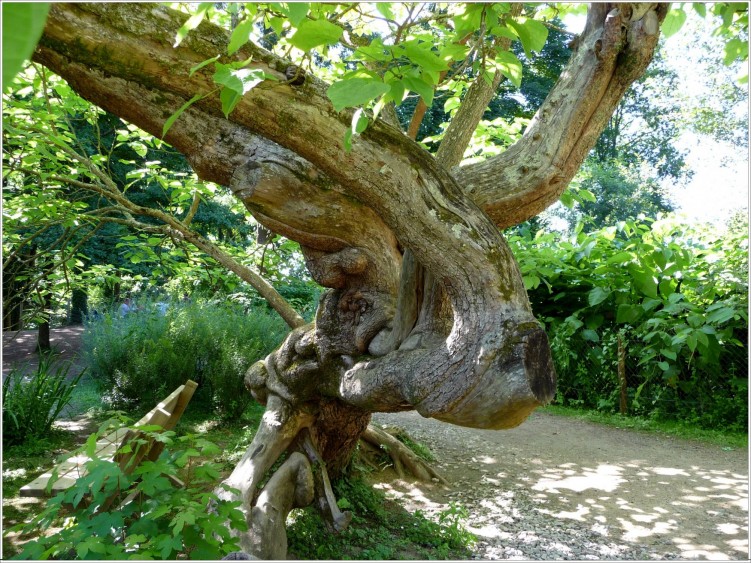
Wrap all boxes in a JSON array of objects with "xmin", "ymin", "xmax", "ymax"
[{"xmin": 32, "ymin": 3, "xmax": 666, "ymax": 557}]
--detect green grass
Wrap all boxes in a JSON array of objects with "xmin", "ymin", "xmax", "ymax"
[{"xmin": 542, "ymin": 405, "xmax": 748, "ymax": 450}]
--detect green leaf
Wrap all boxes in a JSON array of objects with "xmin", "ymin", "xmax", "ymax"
[
  {"xmin": 174, "ymin": 3, "xmax": 212, "ymax": 47},
  {"xmin": 706, "ymin": 306, "xmax": 736, "ymax": 324},
  {"xmin": 506, "ymin": 17, "xmax": 549, "ymax": 57},
  {"xmin": 693, "ymin": 3, "xmax": 706, "ymax": 17},
  {"xmin": 559, "ymin": 189, "xmax": 574, "ymax": 209},
  {"xmin": 606, "ymin": 251, "xmax": 634, "ymax": 264},
  {"xmin": 228, "ymin": 18, "xmax": 254, "ymax": 55},
  {"xmin": 629, "ymin": 266, "xmax": 658, "ymax": 299},
  {"xmin": 402, "ymin": 41, "xmax": 449, "ymax": 72},
  {"xmin": 289, "ymin": 18, "xmax": 343, "ymax": 51},
  {"xmin": 326, "ymin": 78, "xmax": 390, "ymax": 112},
  {"xmin": 616, "ymin": 304, "xmax": 641, "ymax": 324},
  {"xmin": 287, "ymin": 2, "xmax": 310, "ymax": 27},
  {"xmin": 213, "ymin": 65, "xmax": 266, "ymax": 117},
  {"xmin": 162, "ymin": 93, "xmax": 205, "ymax": 138},
  {"xmin": 582, "ymin": 329, "xmax": 599, "ymax": 342},
  {"xmin": 402, "ymin": 75, "xmax": 434, "ymax": 107},
  {"xmin": 523, "ymin": 274, "xmax": 540, "ymax": 290},
  {"xmin": 493, "ymin": 51, "xmax": 523, "ymax": 88},
  {"xmin": 439, "ymin": 42, "xmax": 470, "ymax": 62},
  {"xmin": 723, "ymin": 37, "xmax": 748, "ymax": 66},
  {"xmin": 661, "ymin": 7, "xmax": 687, "ymax": 38},
  {"xmin": 660, "ymin": 348, "xmax": 677, "ymax": 360},
  {"xmin": 375, "ymin": 3, "xmax": 395, "ymax": 20},
  {"xmin": 352, "ymin": 108, "xmax": 369, "ymax": 134},
  {"xmin": 189, "ymin": 55, "xmax": 220, "ymax": 77},
  {"xmin": 2, "ymin": 3, "xmax": 50, "ymax": 92},
  {"xmin": 587, "ymin": 287, "xmax": 610, "ymax": 307},
  {"xmin": 213, "ymin": 65, "xmax": 265, "ymax": 94},
  {"xmin": 388, "ymin": 79, "xmax": 406, "ymax": 105}
]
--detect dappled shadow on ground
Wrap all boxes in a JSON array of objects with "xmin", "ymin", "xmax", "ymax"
[
  {"xmin": 371, "ymin": 411, "xmax": 749, "ymax": 560},
  {"xmin": 2, "ymin": 326, "xmax": 86, "ymax": 377}
]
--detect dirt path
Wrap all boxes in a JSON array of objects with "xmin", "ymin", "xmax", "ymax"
[
  {"xmin": 2, "ymin": 326, "xmax": 86, "ymax": 378},
  {"xmin": 372, "ymin": 411, "xmax": 749, "ymax": 560}
]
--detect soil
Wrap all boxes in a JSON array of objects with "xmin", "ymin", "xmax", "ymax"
[
  {"xmin": 2, "ymin": 326, "xmax": 87, "ymax": 378},
  {"xmin": 371, "ymin": 411, "xmax": 749, "ymax": 560},
  {"xmin": 2, "ymin": 327, "xmax": 748, "ymax": 560}
]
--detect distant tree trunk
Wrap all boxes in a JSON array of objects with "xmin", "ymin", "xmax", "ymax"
[
  {"xmin": 37, "ymin": 291, "xmax": 52, "ymax": 353},
  {"xmin": 69, "ymin": 288, "xmax": 88, "ymax": 324}
]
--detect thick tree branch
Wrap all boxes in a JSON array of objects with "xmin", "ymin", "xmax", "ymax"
[{"xmin": 455, "ymin": 3, "xmax": 668, "ymax": 228}]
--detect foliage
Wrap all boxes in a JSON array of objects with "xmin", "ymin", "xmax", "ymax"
[
  {"xmin": 9, "ymin": 427, "xmax": 247, "ymax": 560},
  {"xmin": 168, "ymin": 2, "xmax": 559, "ymax": 144},
  {"xmin": 1, "ymin": 3, "xmax": 49, "ymax": 92},
  {"xmin": 2, "ymin": 356, "xmax": 85, "ymax": 447},
  {"xmin": 286, "ymin": 475, "xmax": 475, "ymax": 559},
  {"xmin": 509, "ymin": 214, "xmax": 748, "ymax": 430},
  {"xmin": 3, "ymin": 64, "xmax": 312, "ymax": 331},
  {"xmin": 665, "ymin": 3, "xmax": 748, "ymax": 82},
  {"xmin": 82, "ymin": 299, "xmax": 288, "ymax": 420},
  {"xmin": 558, "ymin": 160, "xmax": 673, "ymax": 231}
]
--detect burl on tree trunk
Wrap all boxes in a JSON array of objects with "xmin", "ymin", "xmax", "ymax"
[{"xmin": 34, "ymin": 2, "xmax": 665, "ymax": 557}]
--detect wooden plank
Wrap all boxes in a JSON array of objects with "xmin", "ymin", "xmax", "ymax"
[
  {"xmin": 19, "ymin": 380, "xmax": 199, "ymax": 498},
  {"xmin": 145, "ymin": 380, "xmax": 198, "ymax": 462},
  {"xmin": 19, "ymin": 428, "xmax": 127, "ymax": 497}
]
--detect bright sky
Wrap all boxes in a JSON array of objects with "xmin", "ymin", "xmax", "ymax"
[{"xmin": 565, "ymin": 8, "xmax": 749, "ymax": 227}]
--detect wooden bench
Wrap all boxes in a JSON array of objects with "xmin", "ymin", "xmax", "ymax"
[{"xmin": 20, "ymin": 379, "xmax": 198, "ymax": 498}]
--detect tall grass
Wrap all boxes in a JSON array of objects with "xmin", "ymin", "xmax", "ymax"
[
  {"xmin": 82, "ymin": 299, "xmax": 289, "ymax": 420},
  {"xmin": 2, "ymin": 355, "xmax": 85, "ymax": 447}
]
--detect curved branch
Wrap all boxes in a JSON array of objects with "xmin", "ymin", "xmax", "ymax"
[{"xmin": 455, "ymin": 3, "xmax": 667, "ymax": 228}]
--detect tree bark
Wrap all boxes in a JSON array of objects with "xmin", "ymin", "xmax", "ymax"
[{"xmin": 30, "ymin": 3, "xmax": 667, "ymax": 557}]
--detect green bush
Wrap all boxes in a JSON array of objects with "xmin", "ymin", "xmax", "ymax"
[
  {"xmin": 9, "ymin": 427, "xmax": 246, "ymax": 560},
  {"xmin": 509, "ymin": 214, "xmax": 748, "ymax": 430},
  {"xmin": 83, "ymin": 299, "xmax": 288, "ymax": 420},
  {"xmin": 2, "ymin": 356, "xmax": 84, "ymax": 447}
]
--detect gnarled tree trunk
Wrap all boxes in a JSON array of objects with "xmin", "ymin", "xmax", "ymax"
[{"xmin": 32, "ymin": 2, "xmax": 666, "ymax": 557}]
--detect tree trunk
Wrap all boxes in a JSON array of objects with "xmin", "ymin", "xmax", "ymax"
[
  {"xmin": 69, "ymin": 287, "xmax": 87, "ymax": 324},
  {"xmin": 32, "ymin": 2, "xmax": 666, "ymax": 557},
  {"xmin": 37, "ymin": 290, "xmax": 52, "ymax": 353}
]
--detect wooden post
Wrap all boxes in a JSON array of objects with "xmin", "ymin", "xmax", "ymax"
[{"xmin": 618, "ymin": 334, "xmax": 627, "ymax": 415}]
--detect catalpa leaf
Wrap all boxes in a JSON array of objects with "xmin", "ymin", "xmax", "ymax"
[
  {"xmin": 494, "ymin": 51, "xmax": 523, "ymax": 88},
  {"xmin": 289, "ymin": 18, "xmax": 343, "ymax": 51},
  {"xmin": 228, "ymin": 17, "xmax": 254, "ymax": 55},
  {"xmin": 287, "ymin": 2, "xmax": 309, "ymax": 27},
  {"xmin": 326, "ymin": 78, "xmax": 390, "ymax": 112},
  {"xmin": 174, "ymin": 2, "xmax": 212, "ymax": 47},
  {"xmin": 402, "ymin": 75, "xmax": 434, "ymax": 107},
  {"xmin": 507, "ymin": 17, "xmax": 548, "ymax": 58},
  {"xmin": 661, "ymin": 7, "xmax": 687, "ymax": 38},
  {"xmin": 2, "ymin": 2, "xmax": 50, "ymax": 92}
]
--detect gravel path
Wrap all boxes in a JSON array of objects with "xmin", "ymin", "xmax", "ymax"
[{"xmin": 371, "ymin": 411, "xmax": 749, "ymax": 561}]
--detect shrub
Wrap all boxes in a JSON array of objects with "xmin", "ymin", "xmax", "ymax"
[
  {"xmin": 82, "ymin": 299, "xmax": 288, "ymax": 420},
  {"xmin": 508, "ymin": 215, "xmax": 748, "ymax": 430},
  {"xmin": 2, "ymin": 356, "xmax": 84, "ymax": 447},
  {"xmin": 9, "ymin": 427, "xmax": 247, "ymax": 560}
]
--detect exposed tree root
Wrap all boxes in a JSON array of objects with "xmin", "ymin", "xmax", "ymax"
[{"xmin": 360, "ymin": 425, "xmax": 448, "ymax": 485}]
